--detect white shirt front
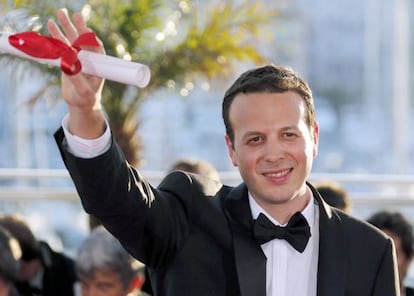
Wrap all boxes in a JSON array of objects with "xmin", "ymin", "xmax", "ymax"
[{"xmin": 249, "ymin": 194, "xmax": 319, "ymax": 296}]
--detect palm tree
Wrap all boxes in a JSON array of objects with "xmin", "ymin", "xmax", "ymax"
[{"xmin": 2, "ymin": 0, "xmax": 277, "ymax": 166}]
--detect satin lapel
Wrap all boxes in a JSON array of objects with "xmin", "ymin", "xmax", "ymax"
[
  {"xmin": 224, "ymin": 184, "xmax": 267, "ymax": 296},
  {"xmin": 309, "ymin": 183, "xmax": 346, "ymax": 296}
]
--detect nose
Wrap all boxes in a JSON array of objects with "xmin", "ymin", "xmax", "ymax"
[{"xmin": 263, "ymin": 138, "xmax": 285, "ymax": 162}]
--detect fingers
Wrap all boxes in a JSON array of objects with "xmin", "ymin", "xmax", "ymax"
[
  {"xmin": 47, "ymin": 18, "xmax": 68, "ymax": 43},
  {"xmin": 72, "ymin": 12, "xmax": 91, "ymax": 35},
  {"xmin": 47, "ymin": 8, "xmax": 104, "ymax": 56},
  {"xmin": 47, "ymin": 9, "xmax": 90, "ymax": 44},
  {"xmin": 56, "ymin": 8, "xmax": 79, "ymax": 43}
]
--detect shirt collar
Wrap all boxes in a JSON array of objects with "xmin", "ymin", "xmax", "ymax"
[{"xmin": 249, "ymin": 188, "xmax": 315, "ymax": 228}]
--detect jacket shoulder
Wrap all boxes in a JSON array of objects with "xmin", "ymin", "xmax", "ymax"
[
  {"xmin": 333, "ymin": 209, "xmax": 393, "ymax": 248},
  {"xmin": 159, "ymin": 170, "xmax": 228, "ymax": 198}
]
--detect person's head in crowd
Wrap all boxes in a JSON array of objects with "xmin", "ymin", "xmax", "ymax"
[
  {"xmin": 367, "ymin": 210, "xmax": 414, "ymax": 291},
  {"xmin": 0, "ymin": 226, "xmax": 21, "ymax": 296},
  {"xmin": 76, "ymin": 226, "xmax": 145, "ymax": 296},
  {"xmin": 169, "ymin": 157, "xmax": 221, "ymax": 182},
  {"xmin": 315, "ymin": 180, "xmax": 351, "ymax": 213},
  {"xmin": 0, "ymin": 214, "xmax": 42, "ymax": 282}
]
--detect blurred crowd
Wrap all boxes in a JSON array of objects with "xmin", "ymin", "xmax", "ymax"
[{"xmin": 0, "ymin": 213, "xmax": 147, "ymax": 296}]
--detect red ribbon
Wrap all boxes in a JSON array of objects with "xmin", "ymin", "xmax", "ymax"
[{"xmin": 9, "ymin": 31, "xmax": 100, "ymax": 75}]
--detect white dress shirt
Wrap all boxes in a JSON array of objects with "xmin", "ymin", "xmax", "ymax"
[{"xmin": 249, "ymin": 194, "xmax": 319, "ymax": 296}]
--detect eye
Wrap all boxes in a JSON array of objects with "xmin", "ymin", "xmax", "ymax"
[
  {"xmin": 282, "ymin": 132, "xmax": 298, "ymax": 139},
  {"xmin": 247, "ymin": 135, "xmax": 263, "ymax": 145}
]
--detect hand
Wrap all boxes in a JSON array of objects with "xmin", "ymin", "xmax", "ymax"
[{"xmin": 47, "ymin": 8, "xmax": 106, "ymax": 138}]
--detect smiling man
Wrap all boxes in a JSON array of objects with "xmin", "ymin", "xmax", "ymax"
[{"xmin": 50, "ymin": 8, "xmax": 400, "ymax": 296}]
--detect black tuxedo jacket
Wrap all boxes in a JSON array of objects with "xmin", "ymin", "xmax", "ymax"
[{"xmin": 55, "ymin": 129, "xmax": 399, "ymax": 296}]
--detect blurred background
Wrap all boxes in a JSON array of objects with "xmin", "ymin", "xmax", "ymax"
[{"xmin": 0, "ymin": 0, "xmax": 414, "ymax": 280}]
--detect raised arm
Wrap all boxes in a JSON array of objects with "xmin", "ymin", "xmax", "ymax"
[{"xmin": 47, "ymin": 8, "xmax": 106, "ymax": 139}]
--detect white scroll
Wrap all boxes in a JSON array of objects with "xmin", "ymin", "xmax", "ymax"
[{"xmin": 0, "ymin": 32, "xmax": 151, "ymax": 88}]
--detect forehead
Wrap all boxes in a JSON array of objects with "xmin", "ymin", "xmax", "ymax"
[
  {"xmin": 82, "ymin": 269, "xmax": 122, "ymax": 283},
  {"xmin": 229, "ymin": 91, "xmax": 306, "ymax": 122}
]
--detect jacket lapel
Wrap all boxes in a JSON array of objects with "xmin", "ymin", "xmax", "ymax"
[
  {"xmin": 309, "ymin": 183, "xmax": 346, "ymax": 296},
  {"xmin": 224, "ymin": 184, "xmax": 267, "ymax": 296}
]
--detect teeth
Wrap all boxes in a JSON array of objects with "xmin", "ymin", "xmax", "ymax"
[{"xmin": 266, "ymin": 169, "xmax": 289, "ymax": 177}]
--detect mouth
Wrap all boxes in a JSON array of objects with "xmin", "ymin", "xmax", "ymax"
[{"xmin": 263, "ymin": 168, "xmax": 292, "ymax": 178}]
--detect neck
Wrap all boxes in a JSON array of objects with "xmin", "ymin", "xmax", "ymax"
[{"xmin": 267, "ymin": 188, "xmax": 311, "ymax": 224}]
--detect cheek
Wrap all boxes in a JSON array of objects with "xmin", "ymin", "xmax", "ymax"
[{"xmin": 233, "ymin": 147, "xmax": 258, "ymax": 171}]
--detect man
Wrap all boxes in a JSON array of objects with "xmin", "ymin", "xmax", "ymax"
[
  {"xmin": 75, "ymin": 226, "xmax": 146, "ymax": 296},
  {"xmin": 367, "ymin": 211, "xmax": 414, "ymax": 296},
  {"xmin": 0, "ymin": 214, "xmax": 77, "ymax": 296},
  {"xmin": 48, "ymin": 8, "xmax": 399, "ymax": 296}
]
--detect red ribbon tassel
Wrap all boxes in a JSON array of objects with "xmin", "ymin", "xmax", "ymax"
[{"xmin": 9, "ymin": 32, "xmax": 100, "ymax": 75}]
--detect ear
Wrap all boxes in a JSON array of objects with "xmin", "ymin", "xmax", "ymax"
[
  {"xmin": 312, "ymin": 122, "xmax": 319, "ymax": 158},
  {"xmin": 225, "ymin": 134, "xmax": 238, "ymax": 167}
]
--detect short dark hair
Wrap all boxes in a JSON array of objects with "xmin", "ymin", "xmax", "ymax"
[
  {"xmin": 367, "ymin": 211, "xmax": 414, "ymax": 258},
  {"xmin": 222, "ymin": 64, "xmax": 315, "ymax": 144}
]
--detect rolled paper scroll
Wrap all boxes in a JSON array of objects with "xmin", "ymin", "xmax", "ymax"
[{"xmin": 0, "ymin": 31, "xmax": 151, "ymax": 88}]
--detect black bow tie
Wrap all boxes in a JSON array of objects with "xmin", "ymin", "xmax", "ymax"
[{"xmin": 253, "ymin": 212, "xmax": 311, "ymax": 253}]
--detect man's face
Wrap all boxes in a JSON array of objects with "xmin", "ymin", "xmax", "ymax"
[
  {"xmin": 225, "ymin": 91, "xmax": 318, "ymax": 213},
  {"xmin": 79, "ymin": 269, "xmax": 131, "ymax": 296}
]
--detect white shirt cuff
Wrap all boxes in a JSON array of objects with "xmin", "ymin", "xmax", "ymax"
[{"xmin": 61, "ymin": 114, "xmax": 111, "ymax": 158}]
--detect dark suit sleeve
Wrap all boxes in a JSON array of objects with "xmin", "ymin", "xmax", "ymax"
[
  {"xmin": 54, "ymin": 127, "xmax": 222, "ymax": 268},
  {"xmin": 372, "ymin": 238, "xmax": 401, "ymax": 296}
]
